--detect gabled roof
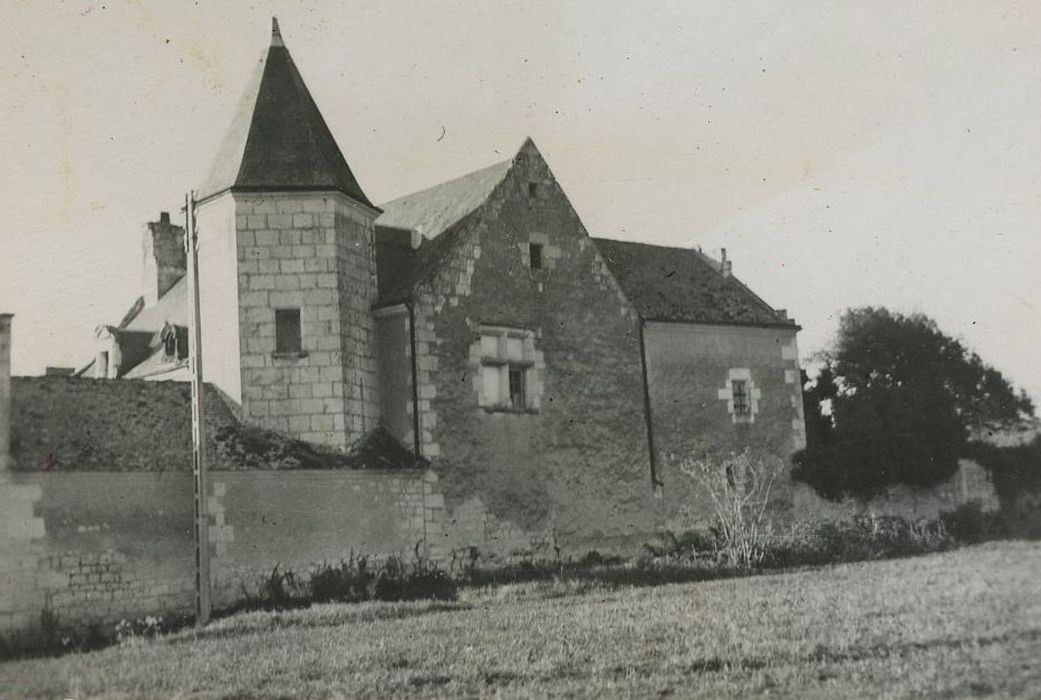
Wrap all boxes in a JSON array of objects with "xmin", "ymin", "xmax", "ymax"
[
  {"xmin": 96, "ymin": 327, "xmax": 155, "ymax": 377},
  {"xmin": 198, "ymin": 19, "xmax": 374, "ymax": 208},
  {"xmin": 592, "ymin": 238, "xmax": 794, "ymax": 327},
  {"xmin": 372, "ymin": 152, "xmax": 515, "ymax": 306},
  {"xmin": 122, "ymin": 275, "xmax": 189, "ymax": 331},
  {"xmin": 376, "ymin": 158, "xmax": 512, "ymax": 240}
]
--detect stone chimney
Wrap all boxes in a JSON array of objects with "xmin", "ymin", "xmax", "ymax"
[
  {"xmin": 0, "ymin": 313, "xmax": 12, "ymax": 474},
  {"xmin": 142, "ymin": 212, "xmax": 186, "ymax": 305},
  {"xmin": 720, "ymin": 248, "xmax": 732, "ymax": 278}
]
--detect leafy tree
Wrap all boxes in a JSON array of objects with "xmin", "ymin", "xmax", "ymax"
[{"xmin": 793, "ymin": 307, "xmax": 1034, "ymax": 500}]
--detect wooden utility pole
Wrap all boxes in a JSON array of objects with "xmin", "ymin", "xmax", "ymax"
[{"xmin": 185, "ymin": 191, "xmax": 212, "ymax": 626}]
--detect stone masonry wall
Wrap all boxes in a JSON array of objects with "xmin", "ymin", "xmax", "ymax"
[
  {"xmin": 232, "ymin": 192, "xmax": 380, "ymax": 450},
  {"xmin": 374, "ymin": 307, "xmax": 412, "ymax": 446},
  {"xmin": 791, "ymin": 458, "xmax": 1000, "ymax": 522},
  {"xmin": 644, "ymin": 322, "xmax": 804, "ymax": 531},
  {"xmin": 412, "ymin": 141, "xmax": 661, "ymax": 555},
  {"xmin": 0, "ymin": 468, "xmax": 453, "ymax": 646},
  {"xmin": 142, "ymin": 214, "xmax": 186, "ymax": 305}
]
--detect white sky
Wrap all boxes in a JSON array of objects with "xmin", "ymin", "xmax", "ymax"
[{"xmin": 2, "ymin": 1, "xmax": 1039, "ymax": 403}]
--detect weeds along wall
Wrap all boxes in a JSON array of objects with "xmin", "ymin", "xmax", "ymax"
[
  {"xmin": 0, "ymin": 468, "xmax": 484, "ymax": 644},
  {"xmin": 790, "ymin": 458, "xmax": 1000, "ymax": 521}
]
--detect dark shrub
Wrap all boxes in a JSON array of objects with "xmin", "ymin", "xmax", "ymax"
[
  {"xmin": 251, "ymin": 564, "xmax": 308, "ymax": 610},
  {"xmin": 310, "ymin": 555, "xmax": 374, "ymax": 604},
  {"xmin": 999, "ymin": 495, "xmax": 1041, "ymax": 540},
  {"xmin": 940, "ymin": 501, "xmax": 1001, "ymax": 544},
  {"xmin": 578, "ymin": 550, "xmax": 623, "ymax": 567}
]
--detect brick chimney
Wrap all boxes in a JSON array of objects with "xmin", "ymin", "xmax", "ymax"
[
  {"xmin": 0, "ymin": 313, "xmax": 12, "ymax": 474},
  {"xmin": 142, "ymin": 212, "xmax": 186, "ymax": 305}
]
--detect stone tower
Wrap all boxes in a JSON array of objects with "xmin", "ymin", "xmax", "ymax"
[{"xmin": 193, "ymin": 18, "xmax": 380, "ymax": 450}]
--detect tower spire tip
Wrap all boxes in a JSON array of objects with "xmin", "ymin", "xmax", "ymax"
[{"xmin": 271, "ymin": 17, "xmax": 284, "ymax": 47}]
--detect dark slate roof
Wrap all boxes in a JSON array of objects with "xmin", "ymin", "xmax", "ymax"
[
  {"xmin": 592, "ymin": 238, "xmax": 794, "ymax": 326},
  {"xmin": 10, "ymin": 377, "xmax": 425, "ymax": 472},
  {"xmin": 198, "ymin": 19, "xmax": 374, "ymax": 208},
  {"xmin": 376, "ymin": 159, "xmax": 511, "ymax": 240}
]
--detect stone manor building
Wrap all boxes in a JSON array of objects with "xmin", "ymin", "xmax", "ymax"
[{"xmin": 81, "ymin": 20, "xmax": 805, "ymax": 546}]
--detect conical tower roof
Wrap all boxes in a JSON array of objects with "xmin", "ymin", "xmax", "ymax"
[{"xmin": 198, "ymin": 18, "xmax": 374, "ymax": 208}]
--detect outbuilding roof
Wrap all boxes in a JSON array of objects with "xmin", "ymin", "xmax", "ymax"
[{"xmin": 592, "ymin": 238, "xmax": 794, "ymax": 326}]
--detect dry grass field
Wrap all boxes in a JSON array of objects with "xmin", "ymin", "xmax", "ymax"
[{"xmin": 2, "ymin": 541, "xmax": 1039, "ymax": 699}]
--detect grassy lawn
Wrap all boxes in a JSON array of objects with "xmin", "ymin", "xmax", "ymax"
[{"xmin": 2, "ymin": 541, "xmax": 1040, "ymax": 698}]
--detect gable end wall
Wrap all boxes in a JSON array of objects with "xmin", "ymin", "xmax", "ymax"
[{"xmin": 411, "ymin": 142, "xmax": 661, "ymax": 555}]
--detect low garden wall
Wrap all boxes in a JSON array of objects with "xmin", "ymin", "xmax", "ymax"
[
  {"xmin": 0, "ymin": 468, "xmax": 538, "ymax": 646},
  {"xmin": 791, "ymin": 458, "xmax": 999, "ymax": 522}
]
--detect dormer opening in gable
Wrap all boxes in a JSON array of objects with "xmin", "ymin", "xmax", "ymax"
[{"xmin": 160, "ymin": 323, "xmax": 188, "ymax": 363}]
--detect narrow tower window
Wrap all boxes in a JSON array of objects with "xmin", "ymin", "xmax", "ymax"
[
  {"xmin": 275, "ymin": 308, "xmax": 302, "ymax": 354},
  {"xmin": 529, "ymin": 243, "xmax": 543, "ymax": 271},
  {"xmin": 528, "ymin": 182, "xmax": 539, "ymax": 198}
]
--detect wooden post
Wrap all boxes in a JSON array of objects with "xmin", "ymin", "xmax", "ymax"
[{"xmin": 185, "ymin": 191, "xmax": 212, "ymax": 626}]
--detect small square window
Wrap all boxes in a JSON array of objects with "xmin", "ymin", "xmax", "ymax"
[
  {"xmin": 508, "ymin": 366, "xmax": 526, "ymax": 409},
  {"xmin": 732, "ymin": 379, "xmax": 749, "ymax": 414},
  {"xmin": 275, "ymin": 308, "xmax": 302, "ymax": 354},
  {"xmin": 527, "ymin": 182, "xmax": 539, "ymax": 198},
  {"xmin": 529, "ymin": 243, "xmax": 543, "ymax": 271}
]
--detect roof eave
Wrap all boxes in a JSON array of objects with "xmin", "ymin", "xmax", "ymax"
[
  {"xmin": 196, "ymin": 185, "xmax": 383, "ymax": 216},
  {"xmin": 640, "ymin": 315, "xmax": 802, "ymax": 332}
]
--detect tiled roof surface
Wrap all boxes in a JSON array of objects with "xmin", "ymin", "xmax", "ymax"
[{"xmin": 592, "ymin": 238, "xmax": 792, "ymax": 326}]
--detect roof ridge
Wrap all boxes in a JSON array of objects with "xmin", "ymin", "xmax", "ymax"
[
  {"xmin": 375, "ymin": 158, "xmax": 512, "ymax": 240},
  {"xmin": 591, "ymin": 236, "xmax": 703, "ymax": 254},
  {"xmin": 379, "ymin": 158, "xmax": 512, "ymax": 209},
  {"xmin": 592, "ymin": 238, "xmax": 794, "ymax": 327}
]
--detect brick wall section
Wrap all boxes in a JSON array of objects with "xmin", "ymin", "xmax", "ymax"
[
  {"xmin": 413, "ymin": 140, "xmax": 660, "ymax": 554},
  {"xmin": 643, "ymin": 322, "xmax": 803, "ymax": 530},
  {"xmin": 1, "ymin": 471, "xmax": 194, "ymax": 640},
  {"xmin": 232, "ymin": 192, "xmax": 379, "ymax": 449}
]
